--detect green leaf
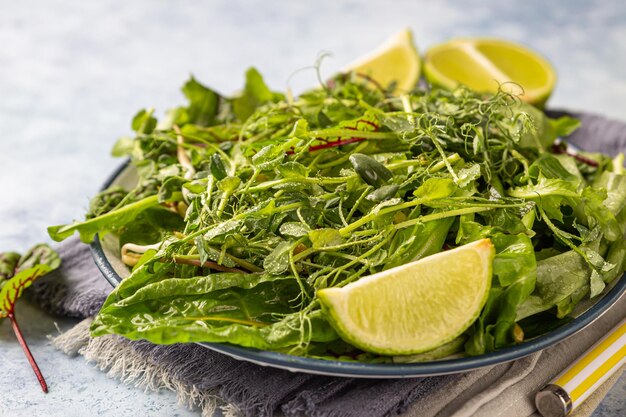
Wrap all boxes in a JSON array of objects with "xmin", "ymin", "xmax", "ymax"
[
  {"xmin": 118, "ymin": 206, "xmax": 184, "ymax": 247},
  {"xmin": 366, "ymin": 184, "xmax": 399, "ymax": 202},
  {"xmin": 86, "ymin": 187, "xmax": 129, "ymax": 219},
  {"xmin": 508, "ymin": 174, "xmax": 579, "ymax": 200},
  {"xmin": 601, "ymin": 239, "xmax": 626, "ymax": 285},
  {"xmin": 91, "ymin": 271, "xmax": 336, "ymax": 348},
  {"xmin": 204, "ymin": 219, "xmax": 242, "ymax": 243},
  {"xmin": 181, "ymin": 76, "xmax": 221, "ymax": 127},
  {"xmin": 457, "ymin": 163, "xmax": 481, "ymax": 188},
  {"xmin": 251, "ymin": 145, "xmax": 285, "ymax": 171},
  {"xmin": 507, "ymin": 174, "xmax": 579, "ymax": 222},
  {"xmin": 465, "ymin": 233, "xmax": 536, "ymax": 353},
  {"xmin": 528, "ymin": 154, "xmax": 580, "ymax": 183},
  {"xmin": 131, "ymin": 109, "xmax": 157, "ymax": 134},
  {"xmin": 278, "ymin": 161, "xmax": 309, "ymax": 178},
  {"xmin": 514, "ymin": 103, "xmax": 552, "ymax": 150},
  {"xmin": 549, "ymin": 116, "xmax": 581, "ymax": 138},
  {"xmin": 48, "ymin": 195, "xmax": 160, "ymax": 243},
  {"xmin": 217, "ymin": 176, "xmax": 241, "ymax": 194},
  {"xmin": 16, "ymin": 244, "xmax": 62, "ymax": 272},
  {"xmin": 593, "ymin": 171, "xmax": 626, "ymax": 217},
  {"xmin": 158, "ymin": 176, "xmax": 188, "ymax": 203},
  {"xmin": 232, "ymin": 67, "xmax": 278, "ymax": 122},
  {"xmin": 578, "ymin": 187, "xmax": 621, "ymax": 241},
  {"xmin": 209, "ymin": 153, "xmax": 228, "ymax": 180},
  {"xmin": 308, "ymin": 229, "xmax": 343, "ymax": 249},
  {"xmin": 111, "ymin": 136, "xmax": 135, "ymax": 157},
  {"xmin": 413, "ymin": 177, "xmax": 457, "ymax": 201},
  {"xmin": 589, "ymin": 270, "xmax": 605, "ymax": 298},
  {"xmin": 516, "ymin": 249, "xmax": 590, "ymax": 320},
  {"xmin": 384, "ymin": 217, "xmax": 454, "ymax": 269},
  {"xmin": 279, "ymin": 222, "xmax": 310, "ymax": 238},
  {"xmin": 263, "ymin": 242, "xmax": 293, "ymax": 274}
]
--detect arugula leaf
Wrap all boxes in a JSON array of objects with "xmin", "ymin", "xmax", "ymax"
[
  {"xmin": 508, "ymin": 175, "xmax": 579, "ymax": 222},
  {"xmin": 528, "ymin": 154, "xmax": 580, "ymax": 183},
  {"xmin": 577, "ymin": 187, "xmax": 621, "ymax": 241},
  {"xmin": 508, "ymin": 175, "xmax": 579, "ymax": 200}
]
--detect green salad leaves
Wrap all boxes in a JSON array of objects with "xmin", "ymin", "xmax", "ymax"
[{"xmin": 49, "ymin": 69, "xmax": 626, "ymax": 360}]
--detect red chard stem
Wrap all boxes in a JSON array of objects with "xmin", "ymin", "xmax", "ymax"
[{"xmin": 8, "ymin": 313, "xmax": 48, "ymax": 393}]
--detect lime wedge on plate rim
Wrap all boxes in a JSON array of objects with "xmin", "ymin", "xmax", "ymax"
[
  {"xmin": 318, "ymin": 239, "xmax": 495, "ymax": 355},
  {"xmin": 423, "ymin": 38, "xmax": 556, "ymax": 106}
]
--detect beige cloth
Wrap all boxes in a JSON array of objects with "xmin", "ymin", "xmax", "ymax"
[
  {"xmin": 51, "ymin": 296, "xmax": 624, "ymax": 417},
  {"xmin": 403, "ymin": 294, "xmax": 625, "ymax": 417}
]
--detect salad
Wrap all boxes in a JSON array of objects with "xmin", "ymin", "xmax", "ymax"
[{"xmin": 49, "ymin": 67, "xmax": 626, "ymax": 362}]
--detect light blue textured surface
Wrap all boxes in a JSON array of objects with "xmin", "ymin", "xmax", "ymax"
[{"xmin": 0, "ymin": 1, "xmax": 624, "ymax": 416}]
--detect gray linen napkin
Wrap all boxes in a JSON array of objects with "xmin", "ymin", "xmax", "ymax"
[{"xmin": 30, "ymin": 112, "xmax": 626, "ymax": 417}]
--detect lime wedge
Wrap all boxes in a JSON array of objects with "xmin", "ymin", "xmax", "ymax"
[
  {"xmin": 344, "ymin": 29, "xmax": 420, "ymax": 93},
  {"xmin": 318, "ymin": 239, "xmax": 494, "ymax": 355},
  {"xmin": 423, "ymin": 38, "xmax": 556, "ymax": 106}
]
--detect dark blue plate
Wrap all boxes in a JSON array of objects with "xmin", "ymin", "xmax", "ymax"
[{"xmin": 91, "ymin": 154, "xmax": 626, "ymax": 378}]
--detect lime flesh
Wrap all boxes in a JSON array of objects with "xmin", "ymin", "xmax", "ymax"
[
  {"xmin": 318, "ymin": 239, "xmax": 494, "ymax": 355},
  {"xmin": 424, "ymin": 38, "xmax": 556, "ymax": 107},
  {"xmin": 344, "ymin": 29, "xmax": 421, "ymax": 93}
]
